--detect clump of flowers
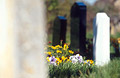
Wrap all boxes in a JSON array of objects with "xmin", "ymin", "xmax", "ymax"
[{"xmin": 45, "ymin": 41, "xmax": 94, "ymax": 66}]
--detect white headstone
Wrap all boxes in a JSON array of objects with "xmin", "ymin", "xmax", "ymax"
[
  {"xmin": 93, "ymin": 13, "xmax": 110, "ymax": 66},
  {"xmin": 0, "ymin": 0, "xmax": 48, "ymax": 78}
]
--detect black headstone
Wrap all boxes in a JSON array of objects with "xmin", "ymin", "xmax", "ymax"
[
  {"xmin": 52, "ymin": 16, "xmax": 67, "ymax": 46},
  {"xmin": 115, "ymin": 43, "xmax": 119, "ymax": 57},
  {"xmin": 70, "ymin": 2, "xmax": 86, "ymax": 56}
]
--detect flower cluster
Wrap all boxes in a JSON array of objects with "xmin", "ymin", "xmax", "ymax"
[
  {"xmin": 46, "ymin": 54, "xmax": 94, "ymax": 66},
  {"xmin": 45, "ymin": 41, "xmax": 94, "ymax": 66},
  {"xmin": 45, "ymin": 42, "xmax": 74, "ymax": 58},
  {"xmin": 46, "ymin": 55, "xmax": 68, "ymax": 66}
]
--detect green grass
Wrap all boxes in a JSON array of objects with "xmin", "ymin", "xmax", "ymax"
[
  {"xmin": 49, "ymin": 62, "xmax": 95, "ymax": 78},
  {"xmin": 48, "ymin": 33, "xmax": 52, "ymax": 42},
  {"xmin": 88, "ymin": 58, "xmax": 120, "ymax": 78},
  {"xmin": 49, "ymin": 58, "xmax": 120, "ymax": 78},
  {"xmin": 86, "ymin": 31, "xmax": 93, "ymax": 38},
  {"xmin": 111, "ymin": 32, "xmax": 120, "ymax": 38}
]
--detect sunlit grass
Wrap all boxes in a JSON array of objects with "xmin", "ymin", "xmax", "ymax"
[
  {"xmin": 87, "ymin": 58, "xmax": 120, "ymax": 78},
  {"xmin": 49, "ymin": 58, "xmax": 120, "ymax": 78}
]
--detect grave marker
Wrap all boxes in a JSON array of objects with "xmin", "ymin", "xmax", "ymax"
[
  {"xmin": 70, "ymin": 2, "xmax": 86, "ymax": 56},
  {"xmin": 52, "ymin": 16, "xmax": 67, "ymax": 46},
  {"xmin": 93, "ymin": 13, "xmax": 110, "ymax": 66},
  {"xmin": 115, "ymin": 43, "xmax": 119, "ymax": 57}
]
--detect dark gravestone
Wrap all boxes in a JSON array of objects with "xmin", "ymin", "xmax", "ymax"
[
  {"xmin": 115, "ymin": 43, "xmax": 119, "ymax": 57},
  {"xmin": 70, "ymin": 2, "xmax": 86, "ymax": 56},
  {"xmin": 52, "ymin": 16, "xmax": 67, "ymax": 46}
]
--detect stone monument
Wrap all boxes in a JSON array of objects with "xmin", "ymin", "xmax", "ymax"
[
  {"xmin": 52, "ymin": 16, "xmax": 67, "ymax": 46},
  {"xmin": 70, "ymin": 2, "xmax": 86, "ymax": 56},
  {"xmin": 93, "ymin": 13, "xmax": 110, "ymax": 66}
]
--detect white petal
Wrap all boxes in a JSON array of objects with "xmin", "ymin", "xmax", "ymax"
[{"xmin": 76, "ymin": 54, "xmax": 80, "ymax": 57}]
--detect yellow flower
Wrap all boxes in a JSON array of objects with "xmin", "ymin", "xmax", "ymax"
[
  {"xmin": 51, "ymin": 46, "xmax": 56, "ymax": 50},
  {"xmin": 69, "ymin": 50, "xmax": 74, "ymax": 54},
  {"xmin": 61, "ymin": 56, "xmax": 65, "ymax": 60},
  {"xmin": 59, "ymin": 60, "xmax": 62, "ymax": 63},
  {"xmin": 46, "ymin": 57, "xmax": 50, "ymax": 62},
  {"xmin": 55, "ymin": 45, "xmax": 62, "ymax": 48},
  {"xmin": 46, "ymin": 57, "xmax": 49, "ymax": 60},
  {"xmin": 56, "ymin": 50, "xmax": 62, "ymax": 53},
  {"xmin": 90, "ymin": 60, "xmax": 94, "ymax": 64},
  {"xmin": 67, "ymin": 58, "xmax": 70, "ymax": 62},
  {"xmin": 63, "ymin": 44, "xmax": 69, "ymax": 50},
  {"xmin": 87, "ymin": 60, "xmax": 90, "ymax": 62},
  {"xmin": 56, "ymin": 57, "xmax": 60, "ymax": 61},
  {"xmin": 56, "ymin": 57, "xmax": 62, "ymax": 63},
  {"xmin": 61, "ymin": 56, "xmax": 67, "ymax": 61},
  {"xmin": 117, "ymin": 38, "xmax": 120, "ymax": 44},
  {"xmin": 48, "ymin": 52, "xmax": 52, "ymax": 55},
  {"xmin": 59, "ymin": 46, "xmax": 62, "ymax": 48},
  {"xmin": 45, "ymin": 52, "xmax": 51, "ymax": 55},
  {"xmin": 55, "ymin": 45, "xmax": 60, "ymax": 48}
]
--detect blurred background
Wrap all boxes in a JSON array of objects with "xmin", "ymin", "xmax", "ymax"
[{"xmin": 45, "ymin": 0, "xmax": 120, "ymax": 42}]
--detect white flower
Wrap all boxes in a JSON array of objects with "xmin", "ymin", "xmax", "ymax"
[
  {"xmin": 71, "ymin": 57, "xmax": 78, "ymax": 64},
  {"xmin": 70, "ymin": 56, "xmax": 78, "ymax": 64},
  {"xmin": 49, "ymin": 56, "xmax": 57, "ymax": 66},
  {"xmin": 70, "ymin": 56, "xmax": 74, "ymax": 60},
  {"xmin": 75, "ymin": 54, "xmax": 83, "ymax": 63}
]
